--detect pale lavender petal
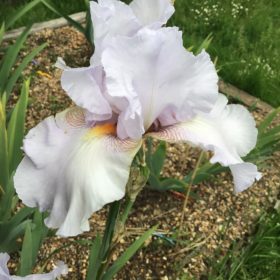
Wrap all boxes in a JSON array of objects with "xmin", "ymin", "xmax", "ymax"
[
  {"xmin": 130, "ymin": 0, "xmax": 175, "ymax": 28},
  {"xmin": 230, "ymin": 163, "xmax": 262, "ymax": 193},
  {"xmin": 102, "ymin": 28, "xmax": 218, "ymax": 139},
  {"xmin": 0, "ymin": 253, "xmax": 10, "ymax": 280},
  {"xmin": 90, "ymin": 0, "xmax": 140, "ymax": 64},
  {"xmin": 148, "ymin": 94, "xmax": 260, "ymax": 191},
  {"xmin": 56, "ymin": 58, "xmax": 112, "ymax": 123},
  {"xmin": 14, "ymin": 107, "xmax": 142, "ymax": 236},
  {"xmin": 0, "ymin": 253, "xmax": 68, "ymax": 280}
]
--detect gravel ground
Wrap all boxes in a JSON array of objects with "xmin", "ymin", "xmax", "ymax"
[{"xmin": 6, "ymin": 26, "xmax": 280, "ymax": 280}]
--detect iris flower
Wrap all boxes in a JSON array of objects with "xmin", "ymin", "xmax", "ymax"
[
  {"xmin": 14, "ymin": 0, "xmax": 261, "ymax": 237},
  {"xmin": 0, "ymin": 253, "xmax": 67, "ymax": 280},
  {"xmin": 89, "ymin": 0, "xmax": 175, "ymax": 64}
]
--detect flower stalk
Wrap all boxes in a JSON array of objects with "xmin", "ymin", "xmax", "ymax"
[{"xmin": 178, "ymin": 151, "xmax": 205, "ymax": 235}]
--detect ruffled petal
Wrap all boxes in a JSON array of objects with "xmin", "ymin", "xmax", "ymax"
[
  {"xmin": 230, "ymin": 163, "xmax": 262, "ymax": 193},
  {"xmin": 14, "ymin": 107, "xmax": 142, "ymax": 236},
  {"xmin": 90, "ymin": 0, "xmax": 140, "ymax": 64},
  {"xmin": 102, "ymin": 27, "xmax": 218, "ymax": 139},
  {"xmin": 148, "ymin": 95, "xmax": 260, "ymax": 191},
  {"xmin": 56, "ymin": 58, "xmax": 112, "ymax": 123},
  {"xmin": 0, "ymin": 253, "xmax": 68, "ymax": 280},
  {"xmin": 130, "ymin": 0, "xmax": 175, "ymax": 28}
]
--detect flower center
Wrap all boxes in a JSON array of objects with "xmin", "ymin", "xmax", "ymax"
[{"xmin": 88, "ymin": 123, "xmax": 117, "ymax": 137}]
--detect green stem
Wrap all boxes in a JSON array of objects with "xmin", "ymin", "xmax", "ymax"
[
  {"xmin": 178, "ymin": 151, "xmax": 204, "ymax": 235},
  {"xmin": 96, "ymin": 201, "xmax": 121, "ymax": 279},
  {"xmin": 119, "ymin": 197, "xmax": 134, "ymax": 226}
]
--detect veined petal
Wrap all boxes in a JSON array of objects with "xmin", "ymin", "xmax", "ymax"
[
  {"xmin": 0, "ymin": 253, "xmax": 68, "ymax": 280},
  {"xmin": 14, "ymin": 107, "xmax": 142, "ymax": 237},
  {"xmin": 56, "ymin": 58, "xmax": 112, "ymax": 122},
  {"xmin": 130, "ymin": 0, "xmax": 175, "ymax": 28},
  {"xmin": 148, "ymin": 95, "xmax": 260, "ymax": 191},
  {"xmin": 102, "ymin": 28, "xmax": 218, "ymax": 139}
]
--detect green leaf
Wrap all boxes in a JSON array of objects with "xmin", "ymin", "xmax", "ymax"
[
  {"xmin": 40, "ymin": 0, "xmax": 86, "ymax": 35},
  {"xmin": 27, "ymin": 210, "xmax": 48, "ymax": 267},
  {"xmin": 0, "ymin": 23, "xmax": 5, "ymax": 46},
  {"xmin": 101, "ymin": 226, "xmax": 157, "ymax": 280},
  {"xmin": 262, "ymin": 125, "xmax": 280, "ymax": 138},
  {"xmin": 0, "ymin": 219, "xmax": 31, "ymax": 253},
  {"xmin": 147, "ymin": 173, "xmax": 163, "ymax": 191},
  {"xmin": 159, "ymin": 178, "xmax": 186, "ymax": 192},
  {"xmin": 184, "ymin": 163, "xmax": 226, "ymax": 185},
  {"xmin": 19, "ymin": 223, "xmax": 33, "ymax": 276},
  {"xmin": 5, "ymin": 44, "xmax": 46, "ymax": 97},
  {"xmin": 0, "ymin": 176, "xmax": 15, "ymax": 220},
  {"xmin": 8, "ymin": 207, "xmax": 34, "ymax": 228},
  {"xmin": 146, "ymin": 139, "xmax": 166, "ymax": 185},
  {"xmin": 195, "ymin": 34, "xmax": 213, "ymax": 54},
  {"xmin": 30, "ymin": 211, "xmax": 48, "ymax": 267},
  {"xmin": 258, "ymin": 107, "xmax": 280, "ymax": 135},
  {"xmin": 0, "ymin": 101, "xmax": 9, "ymax": 190},
  {"xmin": 92, "ymin": 201, "xmax": 121, "ymax": 280},
  {"xmin": 152, "ymin": 141, "xmax": 166, "ymax": 176},
  {"xmin": 86, "ymin": 234, "xmax": 102, "ymax": 280},
  {"xmin": 7, "ymin": 79, "xmax": 30, "ymax": 172},
  {"xmin": 99, "ymin": 201, "xmax": 121, "ymax": 262},
  {"xmin": 5, "ymin": 0, "xmax": 41, "ymax": 29},
  {"xmin": 0, "ymin": 26, "xmax": 31, "ymax": 94}
]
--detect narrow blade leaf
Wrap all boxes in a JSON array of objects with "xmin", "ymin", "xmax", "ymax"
[
  {"xmin": 0, "ymin": 26, "xmax": 31, "ymax": 93},
  {"xmin": 0, "ymin": 101, "xmax": 9, "ymax": 189},
  {"xmin": 102, "ymin": 226, "xmax": 157, "ymax": 280},
  {"xmin": 0, "ymin": 23, "xmax": 5, "ymax": 46},
  {"xmin": 40, "ymin": 0, "xmax": 86, "ymax": 35},
  {"xmin": 258, "ymin": 107, "xmax": 280, "ymax": 135},
  {"xmin": 5, "ymin": 44, "xmax": 46, "ymax": 97},
  {"xmin": 86, "ymin": 234, "xmax": 102, "ymax": 280},
  {"xmin": 18, "ymin": 223, "xmax": 33, "ymax": 276},
  {"xmin": 7, "ymin": 79, "xmax": 30, "ymax": 172},
  {"xmin": 6, "ymin": 0, "xmax": 41, "ymax": 29}
]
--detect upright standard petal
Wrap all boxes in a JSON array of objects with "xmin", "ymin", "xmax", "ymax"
[
  {"xmin": 102, "ymin": 28, "xmax": 218, "ymax": 139},
  {"xmin": 0, "ymin": 253, "xmax": 68, "ymax": 280},
  {"xmin": 148, "ymin": 95, "xmax": 261, "ymax": 192},
  {"xmin": 90, "ymin": 0, "xmax": 140, "ymax": 64},
  {"xmin": 130, "ymin": 0, "xmax": 175, "ymax": 28},
  {"xmin": 56, "ymin": 58, "xmax": 112, "ymax": 123},
  {"xmin": 14, "ymin": 107, "xmax": 142, "ymax": 236}
]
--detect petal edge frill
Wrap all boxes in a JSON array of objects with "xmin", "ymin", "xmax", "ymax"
[
  {"xmin": 14, "ymin": 107, "xmax": 141, "ymax": 236},
  {"xmin": 148, "ymin": 95, "xmax": 261, "ymax": 192}
]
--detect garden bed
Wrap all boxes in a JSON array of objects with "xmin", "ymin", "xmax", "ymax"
[{"xmin": 8, "ymin": 26, "xmax": 280, "ymax": 279}]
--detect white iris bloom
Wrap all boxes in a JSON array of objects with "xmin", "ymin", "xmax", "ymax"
[
  {"xmin": 14, "ymin": 0, "xmax": 261, "ymax": 237},
  {"xmin": 0, "ymin": 253, "xmax": 67, "ymax": 280},
  {"xmin": 90, "ymin": 0, "xmax": 175, "ymax": 64}
]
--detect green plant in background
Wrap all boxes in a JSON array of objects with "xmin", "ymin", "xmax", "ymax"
[
  {"xmin": 1, "ymin": 0, "xmax": 86, "ymax": 29},
  {"xmin": 0, "ymin": 22, "xmax": 49, "ymax": 276},
  {"xmin": 0, "ymin": 80, "xmax": 48, "ymax": 275},
  {"xmin": 147, "ymin": 106, "xmax": 280, "ymax": 194},
  {"xmin": 0, "ymin": 23, "xmax": 46, "ymax": 100},
  {"xmin": 2, "ymin": 0, "xmax": 279, "ymax": 106},
  {"xmin": 206, "ymin": 209, "xmax": 280, "ymax": 280},
  {"xmin": 170, "ymin": 0, "xmax": 280, "ymax": 107}
]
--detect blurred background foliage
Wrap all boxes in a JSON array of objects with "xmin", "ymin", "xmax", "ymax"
[{"xmin": 1, "ymin": 0, "xmax": 279, "ymax": 107}]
